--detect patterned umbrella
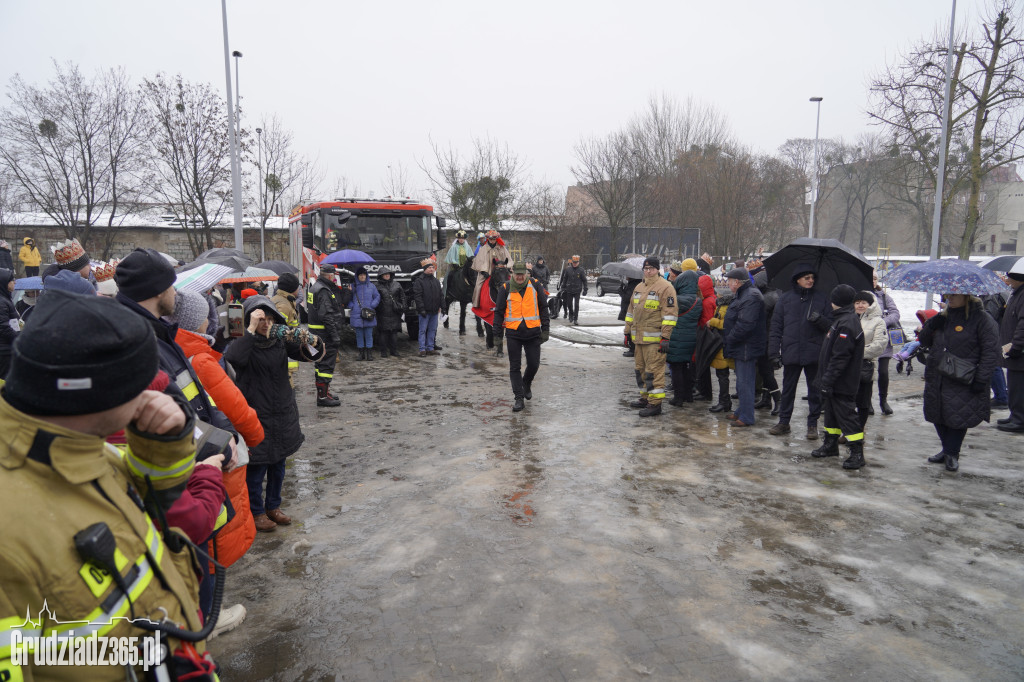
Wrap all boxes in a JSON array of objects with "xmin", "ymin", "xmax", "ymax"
[
  {"xmin": 880, "ymin": 258, "xmax": 1009, "ymax": 295},
  {"xmin": 14, "ymin": 276, "xmax": 43, "ymax": 291},
  {"xmin": 175, "ymin": 263, "xmax": 235, "ymax": 292},
  {"xmin": 219, "ymin": 266, "xmax": 279, "ymax": 284}
]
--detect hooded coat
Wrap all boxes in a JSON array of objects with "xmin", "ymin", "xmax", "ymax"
[
  {"xmin": 532, "ymin": 260, "xmax": 551, "ymax": 287},
  {"xmin": 18, "ymin": 237, "xmax": 41, "ymax": 268},
  {"xmin": 768, "ymin": 267, "xmax": 832, "ymax": 366},
  {"xmin": 375, "ymin": 274, "xmax": 407, "ymax": 333},
  {"xmin": 0, "ymin": 242, "xmax": 13, "ymax": 271},
  {"xmin": 224, "ymin": 297, "xmax": 320, "ymax": 466},
  {"xmin": 349, "ymin": 268, "xmax": 381, "ymax": 329},
  {"xmin": 860, "ymin": 301, "xmax": 888, "ymax": 365},
  {"xmin": 919, "ymin": 298, "xmax": 1000, "ymax": 429},
  {"xmin": 999, "ymin": 284, "xmax": 1024, "ymax": 372},
  {"xmin": 667, "ymin": 270, "xmax": 702, "ymax": 363},
  {"xmin": 698, "ymin": 275, "xmax": 716, "ymax": 327}
]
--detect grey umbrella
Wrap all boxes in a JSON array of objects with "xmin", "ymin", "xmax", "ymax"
[
  {"xmin": 180, "ymin": 247, "xmax": 254, "ymax": 273},
  {"xmin": 980, "ymin": 255, "xmax": 1024, "ymax": 272}
]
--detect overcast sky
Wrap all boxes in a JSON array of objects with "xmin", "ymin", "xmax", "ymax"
[{"xmin": 0, "ymin": 0, "xmax": 994, "ymax": 203}]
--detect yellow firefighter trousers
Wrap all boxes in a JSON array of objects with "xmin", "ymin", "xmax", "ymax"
[{"xmin": 634, "ymin": 343, "xmax": 667, "ymax": 405}]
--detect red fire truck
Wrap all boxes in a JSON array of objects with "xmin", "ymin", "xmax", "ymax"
[{"xmin": 288, "ymin": 198, "xmax": 447, "ymax": 339}]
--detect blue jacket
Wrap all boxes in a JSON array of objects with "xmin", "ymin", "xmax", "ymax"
[
  {"xmin": 349, "ymin": 280, "xmax": 381, "ymax": 328},
  {"xmin": 722, "ymin": 281, "xmax": 766, "ymax": 361},
  {"xmin": 768, "ymin": 284, "xmax": 832, "ymax": 366},
  {"xmin": 667, "ymin": 271, "xmax": 701, "ymax": 363}
]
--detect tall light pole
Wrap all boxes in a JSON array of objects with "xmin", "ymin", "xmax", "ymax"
[
  {"xmin": 232, "ymin": 50, "xmax": 242, "ymax": 140},
  {"xmin": 808, "ymin": 96, "xmax": 823, "ymax": 238},
  {"xmin": 631, "ymin": 148, "xmax": 639, "ymax": 254},
  {"xmin": 256, "ymin": 127, "xmax": 265, "ymax": 261},
  {"xmin": 221, "ymin": 0, "xmax": 243, "ymax": 248}
]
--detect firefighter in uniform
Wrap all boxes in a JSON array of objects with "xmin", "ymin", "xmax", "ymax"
[
  {"xmin": 624, "ymin": 257, "xmax": 678, "ymax": 417},
  {"xmin": 273, "ymin": 272, "xmax": 302, "ymax": 387},
  {"xmin": 307, "ymin": 264, "xmax": 350, "ymax": 407},
  {"xmin": 0, "ymin": 290, "xmax": 214, "ymax": 681},
  {"xmin": 493, "ymin": 262, "xmax": 550, "ymax": 412}
]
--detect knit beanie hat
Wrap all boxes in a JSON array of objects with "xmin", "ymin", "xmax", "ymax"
[
  {"xmin": 277, "ymin": 272, "xmax": 300, "ymax": 294},
  {"xmin": 167, "ymin": 289, "xmax": 210, "ymax": 332},
  {"xmin": 4, "ymin": 290, "xmax": 158, "ymax": 416},
  {"xmin": 681, "ymin": 258, "xmax": 699, "ymax": 272},
  {"xmin": 726, "ymin": 267, "xmax": 749, "ymax": 281},
  {"xmin": 115, "ymin": 248, "xmax": 176, "ymax": 302},
  {"xmin": 43, "ymin": 269, "xmax": 96, "ymax": 296},
  {"xmin": 240, "ymin": 288, "xmax": 258, "ymax": 299},
  {"xmin": 51, "ymin": 238, "xmax": 91, "ymax": 273},
  {"xmin": 831, "ymin": 284, "xmax": 857, "ymax": 307},
  {"xmin": 669, "ymin": 262, "xmax": 684, "ymax": 275},
  {"xmin": 643, "ymin": 256, "xmax": 660, "ymax": 271},
  {"xmin": 854, "ymin": 290, "xmax": 875, "ymax": 305}
]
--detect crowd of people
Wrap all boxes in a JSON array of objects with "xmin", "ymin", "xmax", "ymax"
[{"xmin": 614, "ymin": 254, "xmax": 1024, "ymax": 473}]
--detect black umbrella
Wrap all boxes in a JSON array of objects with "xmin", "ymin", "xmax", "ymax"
[
  {"xmin": 763, "ymin": 237, "xmax": 873, "ymax": 294},
  {"xmin": 693, "ymin": 325, "xmax": 724, "ymax": 378},
  {"xmin": 256, "ymin": 259, "xmax": 300, "ymax": 276},
  {"xmin": 180, "ymin": 247, "xmax": 253, "ymax": 274}
]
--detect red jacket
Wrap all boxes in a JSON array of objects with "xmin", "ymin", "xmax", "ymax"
[
  {"xmin": 175, "ymin": 329, "xmax": 264, "ymax": 447},
  {"xmin": 165, "ymin": 464, "xmax": 228, "ymax": 544},
  {"xmin": 698, "ymin": 275, "xmax": 717, "ymax": 328}
]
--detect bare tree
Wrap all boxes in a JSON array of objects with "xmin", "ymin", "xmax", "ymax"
[
  {"xmin": 0, "ymin": 62, "xmax": 151, "ymax": 251},
  {"xmin": 250, "ymin": 114, "xmax": 321, "ymax": 230},
  {"xmin": 868, "ymin": 1, "xmax": 1024, "ymax": 258},
  {"xmin": 777, "ymin": 137, "xmax": 846, "ymax": 234},
  {"xmin": 420, "ymin": 136, "xmax": 538, "ymax": 232},
  {"xmin": 569, "ymin": 131, "xmax": 637, "ymax": 259},
  {"xmin": 530, "ymin": 185, "xmax": 595, "ymax": 266},
  {"xmin": 382, "ymin": 161, "xmax": 411, "ymax": 198},
  {"xmin": 143, "ymin": 73, "xmax": 235, "ymax": 256}
]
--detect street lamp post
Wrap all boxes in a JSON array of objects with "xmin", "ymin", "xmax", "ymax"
[
  {"xmin": 256, "ymin": 127, "xmax": 264, "ymax": 261},
  {"xmin": 631, "ymin": 149, "xmax": 639, "ymax": 254},
  {"xmin": 232, "ymin": 50, "xmax": 242, "ymax": 140},
  {"xmin": 221, "ymin": 0, "xmax": 243, "ymax": 248},
  {"xmin": 808, "ymin": 96, "xmax": 823, "ymax": 239}
]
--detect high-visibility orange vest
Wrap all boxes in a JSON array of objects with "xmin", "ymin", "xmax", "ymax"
[{"xmin": 504, "ymin": 283, "xmax": 541, "ymax": 330}]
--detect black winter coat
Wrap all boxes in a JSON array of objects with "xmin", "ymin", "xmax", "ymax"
[
  {"xmin": 375, "ymin": 278, "xmax": 406, "ymax": 332},
  {"xmin": 0, "ymin": 269, "xmax": 17, "ymax": 359},
  {"xmin": 919, "ymin": 300, "xmax": 1000, "ymax": 429},
  {"xmin": 224, "ymin": 331, "xmax": 308, "ymax": 465},
  {"xmin": 0, "ymin": 248, "xmax": 13, "ymax": 272},
  {"xmin": 769, "ymin": 285, "xmax": 832, "ymax": 366},
  {"xmin": 532, "ymin": 263, "xmax": 551, "ymax": 287},
  {"xmin": 559, "ymin": 265, "xmax": 587, "ymax": 295},
  {"xmin": 618, "ymin": 278, "xmax": 641, "ymax": 322},
  {"xmin": 413, "ymin": 273, "xmax": 443, "ymax": 315},
  {"xmin": 816, "ymin": 304, "xmax": 864, "ymax": 397},
  {"xmin": 1000, "ymin": 286, "xmax": 1024, "ymax": 372},
  {"xmin": 722, "ymin": 281, "xmax": 766, "ymax": 361}
]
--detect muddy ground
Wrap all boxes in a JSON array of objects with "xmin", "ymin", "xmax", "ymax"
[{"xmin": 216, "ymin": 298, "xmax": 1024, "ymax": 681}]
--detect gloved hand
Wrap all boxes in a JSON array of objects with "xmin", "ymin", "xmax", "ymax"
[
  {"xmin": 771, "ymin": 356, "xmax": 782, "ymax": 371},
  {"xmin": 495, "ymin": 340, "xmax": 504, "ymax": 357},
  {"xmin": 541, "ymin": 330, "xmax": 550, "ymax": 343},
  {"xmin": 658, "ymin": 338, "xmax": 670, "ymax": 354},
  {"xmin": 1008, "ymin": 346, "xmax": 1022, "ymax": 359}
]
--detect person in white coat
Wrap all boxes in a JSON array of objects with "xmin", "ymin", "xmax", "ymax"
[{"xmin": 854, "ymin": 291, "xmax": 889, "ymax": 433}]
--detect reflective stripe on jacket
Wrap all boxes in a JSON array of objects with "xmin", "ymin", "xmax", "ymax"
[
  {"xmin": 503, "ymin": 283, "xmax": 541, "ymax": 330},
  {"xmin": 623, "ymin": 276, "xmax": 678, "ymax": 345}
]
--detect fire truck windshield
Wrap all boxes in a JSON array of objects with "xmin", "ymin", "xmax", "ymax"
[{"xmin": 325, "ymin": 213, "xmax": 430, "ymax": 253}]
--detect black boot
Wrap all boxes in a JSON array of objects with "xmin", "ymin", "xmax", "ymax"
[
  {"xmin": 811, "ymin": 433, "xmax": 840, "ymax": 458},
  {"xmin": 513, "ymin": 397, "xmax": 525, "ymax": 412},
  {"xmin": 769, "ymin": 390, "xmax": 781, "ymax": 416},
  {"xmin": 709, "ymin": 397, "xmax": 731, "ymax": 413},
  {"xmin": 842, "ymin": 441, "xmax": 865, "ymax": 469},
  {"xmin": 710, "ymin": 370, "xmax": 731, "ymax": 412},
  {"xmin": 754, "ymin": 389, "xmax": 771, "ymax": 409},
  {"xmin": 880, "ymin": 399, "xmax": 893, "ymax": 415},
  {"xmin": 524, "ymin": 381, "xmax": 533, "ymax": 400},
  {"xmin": 316, "ymin": 383, "xmax": 340, "ymax": 407},
  {"xmin": 381, "ymin": 347, "xmax": 388, "ymax": 358},
  {"xmin": 629, "ymin": 397, "xmax": 649, "ymax": 409},
  {"xmin": 945, "ymin": 452, "xmax": 959, "ymax": 472},
  {"xmin": 638, "ymin": 403, "xmax": 662, "ymax": 417},
  {"xmin": 927, "ymin": 450, "xmax": 947, "ymax": 464},
  {"xmin": 365, "ymin": 347, "xmax": 374, "ymax": 361},
  {"xmin": 357, "ymin": 348, "xmax": 365, "ymax": 361}
]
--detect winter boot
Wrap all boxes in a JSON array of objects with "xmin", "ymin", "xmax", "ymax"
[
  {"xmin": 365, "ymin": 348, "xmax": 374, "ymax": 361},
  {"xmin": 709, "ymin": 370, "xmax": 731, "ymax": 413},
  {"xmin": 357, "ymin": 348, "xmax": 365, "ymax": 361},
  {"xmin": 638, "ymin": 403, "xmax": 663, "ymax": 417},
  {"xmin": 880, "ymin": 398, "xmax": 893, "ymax": 415},
  {"xmin": 629, "ymin": 397, "xmax": 649, "ymax": 409},
  {"xmin": 945, "ymin": 452, "xmax": 960, "ymax": 472},
  {"xmin": 842, "ymin": 441, "xmax": 866, "ymax": 470},
  {"xmin": 524, "ymin": 381, "xmax": 533, "ymax": 400},
  {"xmin": 810, "ymin": 433, "xmax": 840, "ymax": 458},
  {"xmin": 769, "ymin": 390, "xmax": 781, "ymax": 416},
  {"xmin": 768, "ymin": 422, "xmax": 790, "ymax": 436},
  {"xmin": 754, "ymin": 389, "xmax": 772, "ymax": 410},
  {"xmin": 806, "ymin": 423, "xmax": 819, "ymax": 441},
  {"xmin": 316, "ymin": 383, "xmax": 340, "ymax": 407},
  {"xmin": 513, "ymin": 397, "xmax": 525, "ymax": 412},
  {"xmin": 927, "ymin": 450, "xmax": 947, "ymax": 464},
  {"xmin": 253, "ymin": 514, "xmax": 277, "ymax": 532},
  {"xmin": 709, "ymin": 397, "xmax": 731, "ymax": 413}
]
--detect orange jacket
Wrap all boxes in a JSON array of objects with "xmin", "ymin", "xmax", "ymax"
[
  {"xmin": 210, "ymin": 466, "xmax": 255, "ymax": 568},
  {"xmin": 175, "ymin": 329, "xmax": 264, "ymax": 447}
]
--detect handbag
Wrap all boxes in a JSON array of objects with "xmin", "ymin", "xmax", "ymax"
[
  {"xmin": 938, "ymin": 348, "xmax": 977, "ymax": 385},
  {"xmin": 860, "ymin": 359, "xmax": 874, "ymax": 383},
  {"xmin": 356, "ymin": 286, "xmax": 376, "ymax": 321}
]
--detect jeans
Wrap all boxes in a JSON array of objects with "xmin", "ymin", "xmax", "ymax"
[
  {"xmin": 991, "ymin": 366, "xmax": 1008, "ymax": 402},
  {"xmin": 246, "ymin": 459, "xmax": 286, "ymax": 516},
  {"xmin": 418, "ymin": 313, "xmax": 438, "ymax": 351},
  {"xmin": 354, "ymin": 327, "xmax": 373, "ymax": 348},
  {"xmin": 733, "ymin": 359, "xmax": 757, "ymax": 425}
]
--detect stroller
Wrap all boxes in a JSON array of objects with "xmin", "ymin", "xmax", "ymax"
[{"xmin": 894, "ymin": 309, "xmax": 938, "ymax": 376}]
